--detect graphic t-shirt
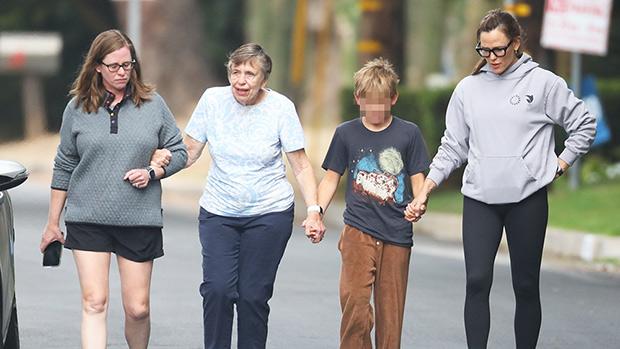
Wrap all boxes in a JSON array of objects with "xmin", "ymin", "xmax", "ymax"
[
  {"xmin": 322, "ymin": 116, "xmax": 430, "ymax": 246},
  {"xmin": 185, "ymin": 86, "xmax": 305, "ymax": 217}
]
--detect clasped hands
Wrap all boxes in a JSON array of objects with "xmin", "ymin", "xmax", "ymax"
[
  {"xmin": 302, "ymin": 213, "xmax": 326, "ymax": 244},
  {"xmin": 404, "ymin": 196, "xmax": 428, "ymax": 223}
]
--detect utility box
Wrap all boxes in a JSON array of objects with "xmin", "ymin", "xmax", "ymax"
[{"xmin": 0, "ymin": 32, "xmax": 62, "ymax": 75}]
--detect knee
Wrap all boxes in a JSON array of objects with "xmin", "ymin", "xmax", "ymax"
[
  {"xmin": 466, "ymin": 272, "xmax": 493, "ymax": 296},
  {"xmin": 200, "ymin": 280, "xmax": 236, "ymax": 303},
  {"xmin": 124, "ymin": 299, "xmax": 150, "ymax": 322},
  {"xmin": 238, "ymin": 289, "xmax": 269, "ymax": 309},
  {"xmin": 82, "ymin": 292, "xmax": 109, "ymax": 316},
  {"xmin": 513, "ymin": 277, "xmax": 540, "ymax": 301}
]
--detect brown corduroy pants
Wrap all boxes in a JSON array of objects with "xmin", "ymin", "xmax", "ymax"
[{"xmin": 338, "ymin": 225, "xmax": 412, "ymax": 349}]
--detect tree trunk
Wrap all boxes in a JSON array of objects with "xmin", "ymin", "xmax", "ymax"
[
  {"xmin": 244, "ymin": 0, "xmax": 295, "ymax": 92},
  {"xmin": 358, "ymin": 0, "xmax": 403, "ymax": 71},
  {"xmin": 115, "ymin": 0, "xmax": 215, "ymax": 121}
]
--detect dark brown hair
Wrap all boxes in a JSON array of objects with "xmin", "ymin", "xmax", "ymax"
[
  {"xmin": 471, "ymin": 9, "xmax": 526, "ymax": 75},
  {"xmin": 70, "ymin": 29, "xmax": 154, "ymax": 113}
]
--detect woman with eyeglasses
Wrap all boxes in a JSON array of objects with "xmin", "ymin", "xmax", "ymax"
[
  {"xmin": 40, "ymin": 29, "xmax": 187, "ymax": 348},
  {"xmin": 405, "ymin": 9, "xmax": 596, "ymax": 348}
]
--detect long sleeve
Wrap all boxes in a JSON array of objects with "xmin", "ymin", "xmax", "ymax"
[
  {"xmin": 427, "ymin": 85, "xmax": 470, "ymax": 187},
  {"xmin": 545, "ymin": 77, "xmax": 597, "ymax": 166}
]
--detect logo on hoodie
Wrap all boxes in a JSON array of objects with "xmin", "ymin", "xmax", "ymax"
[
  {"xmin": 510, "ymin": 95, "xmax": 521, "ymax": 105},
  {"xmin": 526, "ymin": 95, "xmax": 534, "ymax": 104}
]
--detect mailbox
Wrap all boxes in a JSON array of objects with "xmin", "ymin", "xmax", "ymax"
[{"xmin": 0, "ymin": 32, "xmax": 62, "ymax": 75}]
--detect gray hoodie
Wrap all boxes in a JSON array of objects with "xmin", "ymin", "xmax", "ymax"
[{"xmin": 427, "ymin": 53, "xmax": 597, "ymax": 204}]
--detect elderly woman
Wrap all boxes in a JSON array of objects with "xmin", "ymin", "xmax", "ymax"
[{"xmin": 157, "ymin": 43, "xmax": 325, "ymax": 348}]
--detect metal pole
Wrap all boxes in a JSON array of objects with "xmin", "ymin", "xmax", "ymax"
[
  {"xmin": 127, "ymin": 0, "xmax": 141, "ymax": 54},
  {"xmin": 22, "ymin": 74, "xmax": 47, "ymax": 139},
  {"xmin": 569, "ymin": 51, "xmax": 582, "ymax": 190}
]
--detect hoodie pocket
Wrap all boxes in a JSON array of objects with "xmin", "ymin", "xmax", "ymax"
[{"xmin": 466, "ymin": 156, "xmax": 537, "ymax": 203}]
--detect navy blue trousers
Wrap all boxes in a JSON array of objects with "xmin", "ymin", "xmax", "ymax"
[{"xmin": 198, "ymin": 205, "xmax": 294, "ymax": 349}]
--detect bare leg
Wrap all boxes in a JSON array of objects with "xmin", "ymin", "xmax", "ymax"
[
  {"xmin": 73, "ymin": 250, "xmax": 112, "ymax": 349},
  {"xmin": 118, "ymin": 255, "xmax": 154, "ymax": 349}
]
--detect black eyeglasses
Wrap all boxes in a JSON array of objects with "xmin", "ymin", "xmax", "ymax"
[
  {"xmin": 475, "ymin": 40, "xmax": 513, "ymax": 58},
  {"xmin": 100, "ymin": 60, "xmax": 135, "ymax": 72}
]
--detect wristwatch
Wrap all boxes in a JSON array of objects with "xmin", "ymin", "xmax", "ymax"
[
  {"xmin": 307, "ymin": 205, "xmax": 324, "ymax": 216},
  {"xmin": 146, "ymin": 166, "xmax": 156, "ymax": 180}
]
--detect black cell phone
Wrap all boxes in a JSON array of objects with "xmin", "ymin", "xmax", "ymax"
[{"xmin": 43, "ymin": 240, "xmax": 63, "ymax": 267}]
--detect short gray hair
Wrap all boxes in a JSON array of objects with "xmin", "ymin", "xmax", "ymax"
[{"xmin": 226, "ymin": 43, "xmax": 272, "ymax": 82}]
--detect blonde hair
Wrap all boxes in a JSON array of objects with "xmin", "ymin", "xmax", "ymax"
[
  {"xmin": 70, "ymin": 29, "xmax": 154, "ymax": 113},
  {"xmin": 353, "ymin": 58, "xmax": 399, "ymax": 98}
]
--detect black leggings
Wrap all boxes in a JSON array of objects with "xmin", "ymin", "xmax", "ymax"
[{"xmin": 462, "ymin": 187, "xmax": 548, "ymax": 349}]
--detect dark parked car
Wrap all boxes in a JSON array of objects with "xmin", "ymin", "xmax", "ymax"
[{"xmin": 0, "ymin": 160, "xmax": 28, "ymax": 349}]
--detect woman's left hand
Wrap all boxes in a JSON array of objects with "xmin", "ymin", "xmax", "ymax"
[{"xmin": 124, "ymin": 168, "xmax": 150, "ymax": 189}]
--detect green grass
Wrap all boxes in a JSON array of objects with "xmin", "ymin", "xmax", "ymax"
[{"xmin": 426, "ymin": 178, "xmax": 620, "ymax": 237}]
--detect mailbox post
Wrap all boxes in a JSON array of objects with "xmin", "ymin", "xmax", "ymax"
[{"xmin": 0, "ymin": 32, "xmax": 62, "ymax": 139}]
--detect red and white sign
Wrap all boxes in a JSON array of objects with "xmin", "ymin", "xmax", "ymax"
[{"xmin": 541, "ymin": 0, "xmax": 613, "ymax": 56}]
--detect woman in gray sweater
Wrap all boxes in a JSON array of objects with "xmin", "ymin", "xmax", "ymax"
[
  {"xmin": 406, "ymin": 9, "xmax": 597, "ymax": 349},
  {"xmin": 40, "ymin": 30, "xmax": 187, "ymax": 348}
]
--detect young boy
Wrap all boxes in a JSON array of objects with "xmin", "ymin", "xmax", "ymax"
[{"xmin": 316, "ymin": 58, "xmax": 430, "ymax": 348}]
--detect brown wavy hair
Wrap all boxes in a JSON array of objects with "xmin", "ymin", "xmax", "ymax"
[
  {"xmin": 70, "ymin": 29, "xmax": 154, "ymax": 113},
  {"xmin": 471, "ymin": 9, "xmax": 526, "ymax": 75}
]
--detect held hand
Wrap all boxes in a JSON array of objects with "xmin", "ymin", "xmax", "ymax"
[
  {"xmin": 151, "ymin": 148, "xmax": 172, "ymax": 168},
  {"xmin": 124, "ymin": 168, "xmax": 150, "ymax": 189},
  {"xmin": 303, "ymin": 213, "xmax": 326, "ymax": 244},
  {"xmin": 404, "ymin": 196, "xmax": 428, "ymax": 222},
  {"xmin": 40, "ymin": 224, "xmax": 65, "ymax": 253}
]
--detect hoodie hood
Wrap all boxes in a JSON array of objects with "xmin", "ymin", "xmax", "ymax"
[{"xmin": 479, "ymin": 53, "xmax": 539, "ymax": 80}]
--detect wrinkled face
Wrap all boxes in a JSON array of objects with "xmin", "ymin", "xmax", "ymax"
[
  {"xmin": 228, "ymin": 60, "xmax": 268, "ymax": 106},
  {"xmin": 355, "ymin": 91, "xmax": 396, "ymax": 125},
  {"xmin": 96, "ymin": 46, "xmax": 132, "ymax": 96},
  {"xmin": 478, "ymin": 29, "xmax": 520, "ymax": 75}
]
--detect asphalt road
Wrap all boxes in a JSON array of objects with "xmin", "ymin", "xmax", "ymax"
[{"xmin": 9, "ymin": 182, "xmax": 620, "ymax": 348}]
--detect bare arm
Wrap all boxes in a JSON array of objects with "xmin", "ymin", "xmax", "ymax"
[
  {"xmin": 317, "ymin": 169, "xmax": 341, "ymax": 214},
  {"xmin": 285, "ymin": 149, "xmax": 325, "ymax": 243},
  {"xmin": 150, "ymin": 134, "xmax": 205, "ymax": 171},
  {"xmin": 185, "ymin": 135, "xmax": 206, "ymax": 168},
  {"xmin": 410, "ymin": 172, "xmax": 426, "ymax": 200}
]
